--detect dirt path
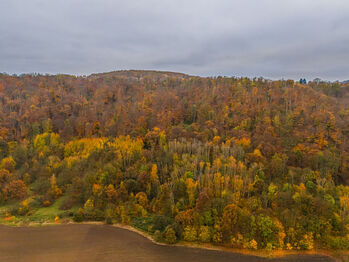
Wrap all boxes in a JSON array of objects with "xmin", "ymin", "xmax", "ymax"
[{"xmin": 0, "ymin": 224, "xmax": 334, "ymax": 262}]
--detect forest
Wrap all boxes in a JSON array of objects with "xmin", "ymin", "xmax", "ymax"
[{"xmin": 0, "ymin": 70, "xmax": 349, "ymax": 251}]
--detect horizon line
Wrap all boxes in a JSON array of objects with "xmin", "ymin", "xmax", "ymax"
[{"xmin": 0, "ymin": 69, "xmax": 347, "ymax": 83}]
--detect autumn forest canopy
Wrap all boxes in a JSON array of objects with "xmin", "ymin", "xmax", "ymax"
[{"xmin": 1, "ymin": 70, "xmax": 349, "ymax": 251}]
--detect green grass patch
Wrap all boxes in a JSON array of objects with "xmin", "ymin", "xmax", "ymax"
[
  {"xmin": 131, "ymin": 216, "xmax": 154, "ymax": 233},
  {"xmin": 0, "ymin": 200, "xmax": 20, "ymax": 215},
  {"xmin": 0, "ymin": 196, "xmax": 81, "ymax": 225},
  {"xmin": 30, "ymin": 197, "xmax": 69, "ymax": 222}
]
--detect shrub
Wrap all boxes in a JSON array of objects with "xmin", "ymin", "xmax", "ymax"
[
  {"xmin": 105, "ymin": 216, "xmax": 113, "ymax": 224},
  {"xmin": 299, "ymin": 233, "xmax": 314, "ymax": 250},
  {"xmin": 326, "ymin": 236, "xmax": 349, "ymax": 249},
  {"xmin": 43, "ymin": 200, "xmax": 51, "ymax": 207},
  {"xmin": 94, "ymin": 209, "xmax": 105, "ymax": 221},
  {"xmin": 183, "ymin": 226, "xmax": 197, "ymax": 242},
  {"xmin": 249, "ymin": 239, "xmax": 258, "ymax": 250},
  {"xmin": 18, "ymin": 199, "xmax": 30, "ymax": 215},
  {"xmin": 54, "ymin": 216, "xmax": 60, "ymax": 223},
  {"xmin": 198, "ymin": 226, "xmax": 211, "ymax": 243},
  {"xmin": 266, "ymin": 243, "xmax": 273, "ymax": 251},
  {"xmin": 212, "ymin": 223, "xmax": 223, "ymax": 243},
  {"xmin": 231, "ymin": 233, "xmax": 244, "ymax": 248},
  {"xmin": 164, "ymin": 227, "xmax": 177, "ymax": 244},
  {"xmin": 105, "ymin": 207, "xmax": 115, "ymax": 224},
  {"xmin": 152, "ymin": 215, "xmax": 173, "ymax": 231},
  {"xmin": 59, "ymin": 197, "xmax": 77, "ymax": 210},
  {"xmin": 73, "ymin": 208, "xmax": 84, "ymax": 222},
  {"xmin": 153, "ymin": 230, "xmax": 162, "ymax": 242}
]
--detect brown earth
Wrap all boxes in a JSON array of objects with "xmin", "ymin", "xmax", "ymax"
[{"xmin": 0, "ymin": 224, "xmax": 334, "ymax": 262}]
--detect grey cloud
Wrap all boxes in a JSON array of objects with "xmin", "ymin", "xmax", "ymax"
[{"xmin": 0, "ymin": 0, "xmax": 348, "ymax": 80}]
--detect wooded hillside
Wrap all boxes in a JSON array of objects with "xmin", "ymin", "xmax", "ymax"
[{"xmin": 1, "ymin": 70, "xmax": 349, "ymax": 250}]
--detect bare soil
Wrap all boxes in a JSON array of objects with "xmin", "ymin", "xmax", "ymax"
[{"xmin": 0, "ymin": 224, "xmax": 334, "ymax": 262}]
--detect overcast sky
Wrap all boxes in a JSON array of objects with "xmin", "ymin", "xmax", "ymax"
[{"xmin": 0, "ymin": 0, "xmax": 348, "ymax": 80}]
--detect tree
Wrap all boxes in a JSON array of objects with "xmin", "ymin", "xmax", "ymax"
[
  {"xmin": 4, "ymin": 180, "xmax": 27, "ymax": 200},
  {"xmin": 135, "ymin": 192, "xmax": 149, "ymax": 209},
  {"xmin": 150, "ymin": 164, "xmax": 159, "ymax": 184},
  {"xmin": 0, "ymin": 157, "xmax": 16, "ymax": 172},
  {"xmin": 157, "ymin": 184, "xmax": 173, "ymax": 216},
  {"xmin": 269, "ymin": 153, "xmax": 288, "ymax": 179},
  {"xmin": 117, "ymin": 182, "xmax": 128, "ymax": 202},
  {"xmin": 106, "ymin": 184, "xmax": 117, "ymax": 202},
  {"xmin": 0, "ymin": 169, "xmax": 10, "ymax": 184},
  {"xmin": 222, "ymin": 204, "xmax": 238, "ymax": 239},
  {"xmin": 49, "ymin": 174, "xmax": 62, "ymax": 200},
  {"xmin": 186, "ymin": 178, "xmax": 197, "ymax": 207}
]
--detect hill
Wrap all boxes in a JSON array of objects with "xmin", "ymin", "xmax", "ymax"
[
  {"xmin": 0, "ymin": 70, "xmax": 349, "ymax": 251},
  {"xmin": 88, "ymin": 70, "xmax": 190, "ymax": 80}
]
